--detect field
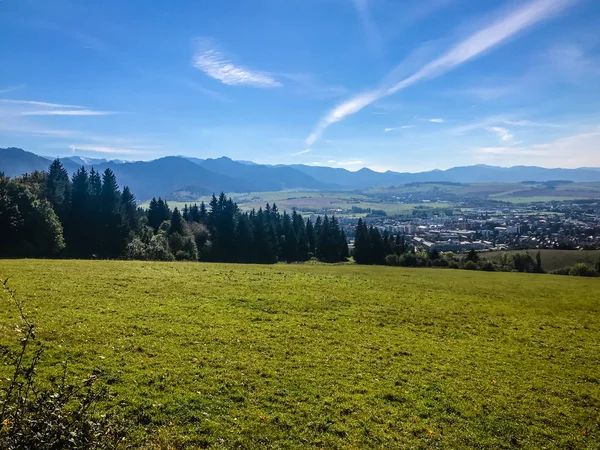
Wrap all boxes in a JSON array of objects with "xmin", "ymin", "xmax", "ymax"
[
  {"xmin": 1, "ymin": 260, "xmax": 599, "ymax": 448},
  {"xmin": 143, "ymin": 190, "xmax": 450, "ymax": 216},
  {"xmin": 485, "ymin": 249, "xmax": 600, "ymax": 272}
]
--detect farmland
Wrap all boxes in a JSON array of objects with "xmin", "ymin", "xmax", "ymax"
[{"xmin": 1, "ymin": 260, "xmax": 599, "ymax": 448}]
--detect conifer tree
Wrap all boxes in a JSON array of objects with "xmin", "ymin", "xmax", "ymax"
[{"xmin": 45, "ymin": 159, "xmax": 71, "ymax": 224}]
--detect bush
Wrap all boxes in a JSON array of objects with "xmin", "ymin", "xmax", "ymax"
[
  {"xmin": 0, "ymin": 280, "xmax": 127, "ymax": 449},
  {"xmin": 568, "ymin": 263, "xmax": 598, "ymax": 277},
  {"xmin": 398, "ymin": 252, "xmax": 418, "ymax": 267},
  {"xmin": 464, "ymin": 260, "xmax": 478, "ymax": 271},
  {"xmin": 550, "ymin": 267, "xmax": 572, "ymax": 276},
  {"xmin": 384, "ymin": 254, "xmax": 399, "ymax": 266},
  {"xmin": 478, "ymin": 259, "xmax": 496, "ymax": 272}
]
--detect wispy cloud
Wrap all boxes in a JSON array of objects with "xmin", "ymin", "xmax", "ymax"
[
  {"xmin": 0, "ymin": 99, "xmax": 116, "ymax": 117},
  {"xmin": 290, "ymin": 149, "xmax": 312, "ymax": 156},
  {"xmin": 20, "ymin": 109, "xmax": 116, "ymax": 116},
  {"xmin": 429, "ymin": 118, "xmax": 444, "ymax": 123},
  {"xmin": 0, "ymin": 99, "xmax": 84, "ymax": 109},
  {"xmin": 306, "ymin": 0, "xmax": 578, "ymax": 145},
  {"xmin": 0, "ymin": 84, "xmax": 26, "ymax": 94},
  {"xmin": 69, "ymin": 144, "xmax": 149, "ymax": 155},
  {"xmin": 192, "ymin": 39, "xmax": 281, "ymax": 88},
  {"xmin": 279, "ymin": 73, "xmax": 347, "ymax": 99},
  {"xmin": 452, "ymin": 116, "xmax": 561, "ymax": 135},
  {"xmin": 352, "ymin": 0, "xmax": 382, "ymax": 52},
  {"xmin": 472, "ymin": 127, "xmax": 600, "ymax": 167},
  {"xmin": 489, "ymin": 126, "xmax": 514, "ymax": 141},
  {"xmin": 384, "ymin": 125, "xmax": 414, "ymax": 132}
]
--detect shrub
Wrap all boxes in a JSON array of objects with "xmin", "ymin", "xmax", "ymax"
[
  {"xmin": 464, "ymin": 260, "xmax": 478, "ymax": 271},
  {"xmin": 384, "ymin": 254, "xmax": 399, "ymax": 266},
  {"xmin": 0, "ymin": 279, "xmax": 127, "ymax": 449},
  {"xmin": 398, "ymin": 252, "xmax": 418, "ymax": 267},
  {"xmin": 550, "ymin": 267, "xmax": 572, "ymax": 276},
  {"xmin": 568, "ymin": 263, "xmax": 599, "ymax": 278},
  {"xmin": 478, "ymin": 259, "xmax": 496, "ymax": 272}
]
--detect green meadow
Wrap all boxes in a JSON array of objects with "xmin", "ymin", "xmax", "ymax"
[{"xmin": 1, "ymin": 260, "xmax": 599, "ymax": 448}]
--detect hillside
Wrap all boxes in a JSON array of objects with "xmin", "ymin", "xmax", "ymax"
[{"xmin": 0, "ymin": 260, "xmax": 598, "ymax": 448}]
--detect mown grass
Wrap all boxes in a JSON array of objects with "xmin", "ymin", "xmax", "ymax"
[{"xmin": 0, "ymin": 260, "xmax": 599, "ymax": 448}]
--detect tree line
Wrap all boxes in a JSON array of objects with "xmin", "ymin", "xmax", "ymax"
[{"xmin": 0, "ymin": 160, "xmax": 348, "ymax": 263}]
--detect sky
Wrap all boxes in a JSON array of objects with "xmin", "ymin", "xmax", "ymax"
[{"xmin": 1, "ymin": 0, "xmax": 599, "ymax": 172}]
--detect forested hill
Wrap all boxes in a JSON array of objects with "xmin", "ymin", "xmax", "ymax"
[{"xmin": 3, "ymin": 147, "xmax": 600, "ymax": 200}]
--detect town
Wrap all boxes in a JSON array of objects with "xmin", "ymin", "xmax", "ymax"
[{"xmin": 341, "ymin": 200, "xmax": 600, "ymax": 253}]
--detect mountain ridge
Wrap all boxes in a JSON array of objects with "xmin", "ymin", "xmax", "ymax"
[{"xmin": 2, "ymin": 147, "xmax": 600, "ymax": 200}]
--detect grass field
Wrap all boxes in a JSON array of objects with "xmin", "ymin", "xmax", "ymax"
[
  {"xmin": 142, "ymin": 190, "xmax": 450, "ymax": 216},
  {"xmin": 1, "ymin": 260, "xmax": 599, "ymax": 448},
  {"xmin": 485, "ymin": 249, "xmax": 600, "ymax": 272}
]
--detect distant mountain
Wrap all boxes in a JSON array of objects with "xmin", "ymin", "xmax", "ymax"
[
  {"xmin": 289, "ymin": 163, "xmax": 600, "ymax": 187},
  {"xmin": 1, "ymin": 148, "xmax": 330, "ymax": 200},
  {"xmin": 3, "ymin": 147, "xmax": 600, "ymax": 201},
  {"xmin": 195, "ymin": 157, "xmax": 333, "ymax": 191}
]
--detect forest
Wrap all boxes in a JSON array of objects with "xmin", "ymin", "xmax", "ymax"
[{"xmin": 0, "ymin": 160, "xmax": 350, "ymax": 264}]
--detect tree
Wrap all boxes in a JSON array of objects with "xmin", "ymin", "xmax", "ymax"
[
  {"xmin": 45, "ymin": 159, "xmax": 71, "ymax": 224},
  {"xmin": 120, "ymin": 186, "xmax": 139, "ymax": 239},
  {"xmin": 170, "ymin": 208, "xmax": 185, "ymax": 235},
  {"xmin": 147, "ymin": 197, "xmax": 170, "ymax": 231},
  {"xmin": 353, "ymin": 219, "xmax": 370, "ymax": 264},
  {"xmin": 0, "ymin": 175, "xmax": 65, "ymax": 257},
  {"xmin": 68, "ymin": 167, "xmax": 91, "ymax": 256},
  {"xmin": 465, "ymin": 249, "xmax": 480, "ymax": 264},
  {"xmin": 99, "ymin": 168, "xmax": 123, "ymax": 258}
]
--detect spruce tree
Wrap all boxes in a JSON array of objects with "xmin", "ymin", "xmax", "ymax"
[
  {"xmin": 99, "ymin": 168, "xmax": 123, "ymax": 257},
  {"xmin": 45, "ymin": 158, "xmax": 71, "ymax": 224}
]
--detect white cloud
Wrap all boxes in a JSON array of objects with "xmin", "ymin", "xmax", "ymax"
[
  {"xmin": 384, "ymin": 125, "xmax": 414, "ymax": 132},
  {"xmin": 452, "ymin": 116, "xmax": 561, "ymax": 135},
  {"xmin": 0, "ymin": 99, "xmax": 84, "ymax": 109},
  {"xmin": 306, "ymin": 0, "xmax": 578, "ymax": 145},
  {"xmin": 472, "ymin": 127, "xmax": 600, "ymax": 167},
  {"xmin": 192, "ymin": 40, "xmax": 281, "ymax": 88},
  {"xmin": 20, "ymin": 109, "xmax": 116, "ymax": 116},
  {"xmin": 0, "ymin": 99, "xmax": 115, "ymax": 117},
  {"xmin": 69, "ymin": 144, "xmax": 148, "ymax": 155},
  {"xmin": 429, "ymin": 118, "xmax": 445, "ymax": 123},
  {"xmin": 0, "ymin": 84, "xmax": 26, "ymax": 94},
  {"xmin": 489, "ymin": 126, "xmax": 514, "ymax": 141},
  {"xmin": 290, "ymin": 149, "xmax": 311, "ymax": 156}
]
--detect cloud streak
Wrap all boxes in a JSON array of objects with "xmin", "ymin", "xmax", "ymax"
[
  {"xmin": 69, "ymin": 144, "xmax": 148, "ymax": 155},
  {"xmin": 291, "ymin": 149, "xmax": 312, "ymax": 156},
  {"xmin": 20, "ymin": 109, "xmax": 116, "ymax": 116},
  {"xmin": 472, "ymin": 127, "xmax": 600, "ymax": 167},
  {"xmin": 429, "ymin": 118, "xmax": 445, "ymax": 123},
  {"xmin": 306, "ymin": 0, "xmax": 577, "ymax": 145},
  {"xmin": 0, "ymin": 84, "xmax": 26, "ymax": 94},
  {"xmin": 490, "ymin": 126, "xmax": 514, "ymax": 141},
  {"xmin": 192, "ymin": 39, "xmax": 281, "ymax": 88},
  {"xmin": 352, "ymin": 0, "xmax": 382, "ymax": 52}
]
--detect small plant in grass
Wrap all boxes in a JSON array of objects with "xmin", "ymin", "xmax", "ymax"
[{"xmin": 0, "ymin": 279, "xmax": 128, "ymax": 449}]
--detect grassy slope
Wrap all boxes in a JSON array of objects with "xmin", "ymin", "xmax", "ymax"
[
  {"xmin": 485, "ymin": 250, "xmax": 600, "ymax": 272},
  {"xmin": 0, "ymin": 260, "xmax": 599, "ymax": 448}
]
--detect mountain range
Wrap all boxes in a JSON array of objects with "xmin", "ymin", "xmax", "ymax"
[{"xmin": 2, "ymin": 147, "xmax": 600, "ymax": 201}]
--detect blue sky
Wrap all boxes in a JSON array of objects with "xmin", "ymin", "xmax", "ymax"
[{"xmin": 1, "ymin": 0, "xmax": 599, "ymax": 172}]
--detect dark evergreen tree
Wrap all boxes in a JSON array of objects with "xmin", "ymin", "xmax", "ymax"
[
  {"xmin": 45, "ymin": 159, "xmax": 71, "ymax": 224},
  {"xmin": 68, "ymin": 167, "xmax": 91, "ymax": 256},
  {"xmin": 170, "ymin": 207, "xmax": 185, "ymax": 235},
  {"xmin": 120, "ymin": 186, "xmax": 139, "ymax": 238},
  {"xmin": 99, "ymin": 168, "xmax": 123, "ymax": 258}
]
